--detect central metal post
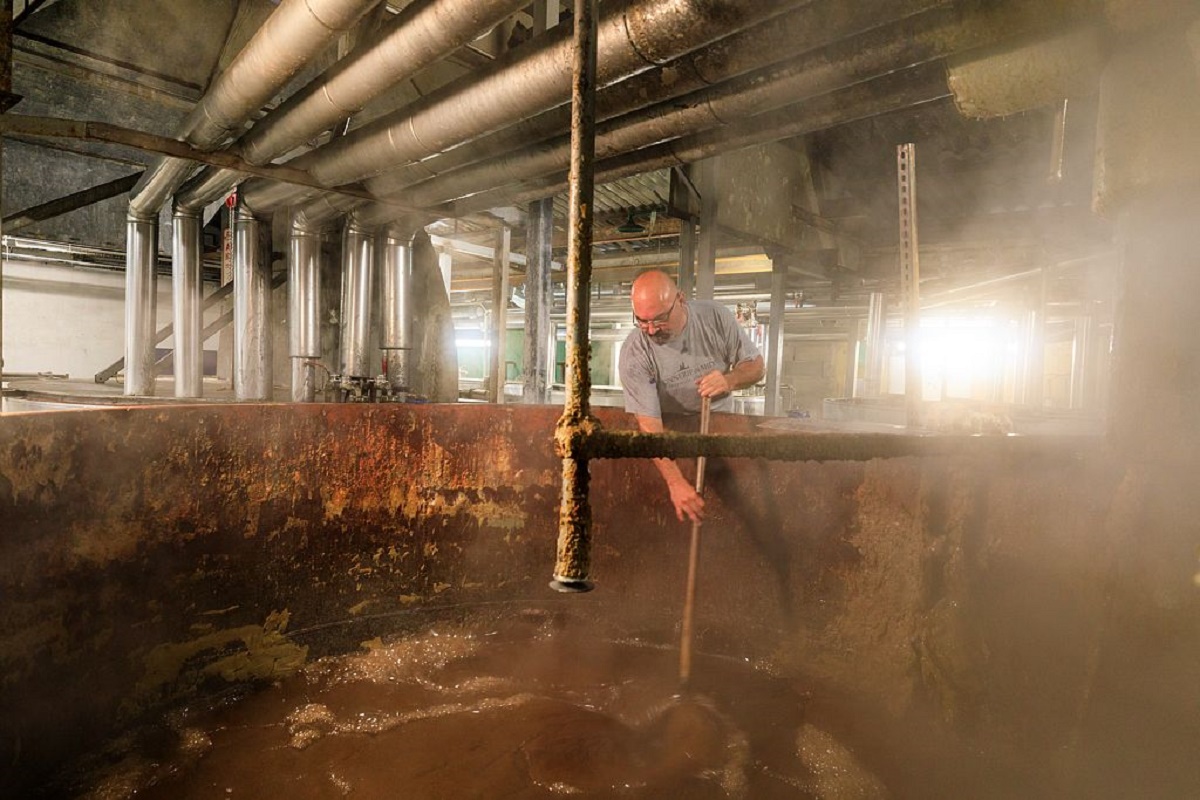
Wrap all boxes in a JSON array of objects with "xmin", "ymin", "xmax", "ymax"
[
  {"xmin": 551, "ymin": 0, "xmax": 598, "ymax": 592},
  {"xmin": 897, "ymin": 143, "xmax": 921, "ymax": 429}
]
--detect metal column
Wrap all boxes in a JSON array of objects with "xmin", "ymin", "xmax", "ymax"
[
  {"xmin": 490, "ymin": 225, "xmax": 511, "ymax": 404},
  {"xmin": 124, "ymin": 214, "xmax": 159, "ymax": 396},
  {"xmin": 897, "ymin": 143, "xmax": 921, "ymax": 429},
  {"xmin": 678, "ymin": 219, "xmax": 697, "ymax": 298},
  {"xmin": 764, "ymin": 259, "xmax": 786, "ymax": 416},
  {"xmin": 233, "ymin": 205, "xmax": 272, "ymax": 400},
  {"xmin": 288, "ymin": 217, "xmax": 322, "ymax": 402},
  {"xmin": 552, "ymin": 0, "xmax": 598, "ymax": 592},
  {"xmin": 339, "ymin": 219, "xmax": 374, "ymax": 379},
  {"xmin": 524, "ymin": 197, "xmax": 554, "ymax": 404},
  {"xmin": 381, "ymin": 226, "xmax": 414, "ymax": 393},
  {"xmin": 864, "ymin": 291, "xmax": 886, "ymax": 397},
  {"xmin": 171, "ymin": 207, "xmax": 203, "ymax": 397},
  {"xmin": 695, "ymin": 157, "xmax": 718, "ymax": 300}
]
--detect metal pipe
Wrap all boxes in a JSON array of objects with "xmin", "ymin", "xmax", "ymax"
[
  {"xmin": 490, "ymin": 226, "xmax": 511, "ymax": 404},
  {"xmin": 551, "ymin": 0, "xmax": 598, "ymax": 594},
  {"xmin": 177, "ymin": 0, "xmax": 527, "ymax": 211},
  {"xmin": 523, "ymin": 197, "xmax": 554, "ymax": 404},
  {"xmin": 242, "ymin": 0, "xmax": 804, "ymax": 212},
  {"xmin": 448, "ymin": 62, "xmax": 952, "ymax": 217},
  {"xmin": 365, "ymin": 0, "xmax": 948, "ymax": 200},
  {"xmin": 233, "ymin": 205, "xmax": 272, "ymax": 401},
  {"xmin": 381, "ymin": 225, "xmax": 415, "ymax": 392},
  {"xmin": 372, "ymin": 0, "xmax": 1091, "ymax": 208},
  {"xmin": 289, "ymin": 214, "xmax": 323, "ymax": 402},
  {"xmin": 132, "ymin": 0, "xmax": 377, "ymax": 216},
  {"xmin": 678, "ymin": 395, "xmax": 711, "ymax": 686},
  {"xmin": 123, "ymin": 213, "xmax": 158, "ymax": 396},
  {"xmin": 864, "ymin": 291, "xmax": 886, "ymax": 396},
  {"xmin": 339, "ymin": 218, "xmax": 375, "ymax": 379},
  {"xmin": 171, "ymin": 207, "xmax": 203, "ymax": 397}
]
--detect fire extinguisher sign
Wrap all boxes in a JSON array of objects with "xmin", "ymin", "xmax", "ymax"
[{"xmin": 221, "ymin": 192, "xmax": 237, "ymax": 286}]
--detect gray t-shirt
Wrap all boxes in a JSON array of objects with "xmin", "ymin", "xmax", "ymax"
[{"xmin": 619, "ymin": 299, "xmax": 761, "ymax": 418}]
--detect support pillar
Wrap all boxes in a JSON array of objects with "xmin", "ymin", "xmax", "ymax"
[
  {"xmin": 289, "ymin": 217, "xmax": 322, "ymax": 402},
  {"xmin": 524, "ymin": 198, "xmax": 554, "ymax": 404},
  {"xmin": 233, "ymin": 205, "xmax": 272, "ymax": 400},
  {"xmin": 171, "ymin": 207, "xmax": 203, "ymax": 397},
  {"xmin": 124, "ymin": 214, "xmax": 159, "ymax": 396},
  {"xmin": 490, "ymin": 225, "xmax": 511, "ymax": 404},
  {"xmin": 1098, "ymin": 26, "xmax": 1200, "ymax": 464}
]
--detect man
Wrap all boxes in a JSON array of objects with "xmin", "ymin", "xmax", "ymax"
[{"xmin": 619, "ymin": 269, "xmax": 765, "ymax": 523}]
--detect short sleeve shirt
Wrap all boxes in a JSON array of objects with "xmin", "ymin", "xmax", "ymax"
[{"xmin": 619, "ymin": 299, "xmax": 761, "ymax": 418}]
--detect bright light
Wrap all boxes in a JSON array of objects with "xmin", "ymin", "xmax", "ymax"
[{"xmin": 455, "ymin": 338, "xmax": 491, "ymax": 349}]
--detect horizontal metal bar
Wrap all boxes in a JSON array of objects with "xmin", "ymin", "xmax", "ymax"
[{"xmin": 578, "ymin": 428, "xmax": 1103, "ymax": 463}]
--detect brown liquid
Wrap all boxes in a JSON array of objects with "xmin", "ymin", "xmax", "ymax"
[{"xmin": 79, "ymin": 614, "xmax": 887, "ymax": 799}]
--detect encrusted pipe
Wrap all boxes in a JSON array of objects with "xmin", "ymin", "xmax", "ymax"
[{"xmin": 551, "ymin": 0, "xmax": 598, "ymax": 594}]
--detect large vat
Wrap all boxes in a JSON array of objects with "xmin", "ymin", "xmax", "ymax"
[{"xmin": 1, "ymin": 404, "xmax": 1197, "ymax": 797}]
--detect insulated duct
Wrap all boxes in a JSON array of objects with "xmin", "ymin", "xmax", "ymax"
[
  {"xmin": 177, "ymin": 0, "xmax": 527, "ymax": 212},
  {"xmin": 233, "ymin": 206, "xmax": 273, "ymax": 401},
  {"xmin": 340, "ymin": 219, "xmax": 376, "ymax": 379},
  {"xmin": 289, "ymin": 214, "xmax": 324, "ymax": 403},
  {"xmin": 240, "ymin": 0, "xmax": 806, "ymax": 213},
  {"xmin": 447, "ymin": 63, "xmax": 954, "ymax": 217},
  {"xmin": 393, "ymin": 0, "xmax": 1100, "ymax": 209},
  {"xmin": 171, "ymin": 208, "xmax": 203, "ymax": 398},
  {"xmin": 381, "ymin": 226, "xmax": 415, "ymax": 392},
  {"xmin": 365, "ymin": 0, "xmax": 950, "ymax": 198}
]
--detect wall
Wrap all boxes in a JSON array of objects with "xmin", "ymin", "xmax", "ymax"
[{"xmin": 2, "ymin": 257, "xmax": 173, "ymax": 379}]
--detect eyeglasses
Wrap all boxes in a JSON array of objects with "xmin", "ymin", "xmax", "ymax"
[{"xmin": 633, "ymin": 293, "xmax": 680, "ymax": 329}]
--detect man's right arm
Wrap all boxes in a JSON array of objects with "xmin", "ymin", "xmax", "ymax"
[{"xmin": 634, "ymin": 413, "xmax": 705, "ymax": 523}]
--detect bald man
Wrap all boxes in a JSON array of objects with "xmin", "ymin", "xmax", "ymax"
[{"xmin": 618, "ymin": 269, "xmax": 765, "ymax": 523}]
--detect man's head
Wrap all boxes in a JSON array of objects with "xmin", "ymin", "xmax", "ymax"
[{"xmin": 630, "ymin": 269, "xmax": 685, "ymax": 344}]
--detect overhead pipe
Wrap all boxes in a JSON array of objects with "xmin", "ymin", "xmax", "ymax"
[
  {"xmin": 364, "ymin": 0, "xmax": 950, "ymax": 198},
  {"xmin": 233, "ymin": 204, "xmax": 273, "ymax": 401},
  {"xmin": 396, "ymin": 0, "xmax": 1100, "ymax": 209},
  {"xmin": 380, "ymin": 224, "xmax": 415, "ymax": 393},
  {"xmin": 340, "ymin": 218, "xmax": 376, "ymax": 379},
  {"xmin": 448, "ymin": 62, "xmax": 954, "ymax": 218},
  {"xmin": 171, "ymin": 207, "xmax": 203, "ymax": 398},
  {"xmin": 177, "ymin": 0, "xmax": 527, "ymax": 212},
  {"xmin": 128, "ymin": 0, "xmax": 377, "ymax": 396},
  {"xmin": 240, "ymin": 0, "xmax": 807, "ymax": 213}
]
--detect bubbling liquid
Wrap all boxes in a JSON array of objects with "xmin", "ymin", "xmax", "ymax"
[{"xmin": 79, "ymin": 613, "xmax": 888, "ymax": 799}]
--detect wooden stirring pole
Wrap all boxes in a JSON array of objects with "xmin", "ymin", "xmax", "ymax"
[{"xmin": 679, "ymin": 395, "xmax": 712, "ymax": 686}]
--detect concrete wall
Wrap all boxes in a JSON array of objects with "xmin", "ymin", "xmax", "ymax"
[{"xmin": 2, "ymin": 257, "xmax": 173, "ymax": 379}]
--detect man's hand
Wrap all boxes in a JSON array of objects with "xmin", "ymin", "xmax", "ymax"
[
  {"xmin": 667, "ymin": 474, "xmax": 705, "ymax": 523},
  {"xmin": 696, "ymin": 369, "xmax": 732, "ymax": 398}
]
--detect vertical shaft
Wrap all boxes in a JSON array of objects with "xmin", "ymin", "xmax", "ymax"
[
  {"xmin": 551, "ymin": 0, "xmax": 598, "ymax": 592},
  {"xmin": 172, "ymin": 207, "xmax": 203, "ymax": 397},
  {"xmin": 679, "ymin": 396, "xmax": 712, "ymax": 685},
  {"xmin": 897, "ymin": 143, "xmax": 921, "ymax": 428}
]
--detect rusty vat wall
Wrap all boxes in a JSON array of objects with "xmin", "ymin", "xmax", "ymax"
[{"xmin": 1, "ymin": 404, "xmax": 1197, "ymax": 797}]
